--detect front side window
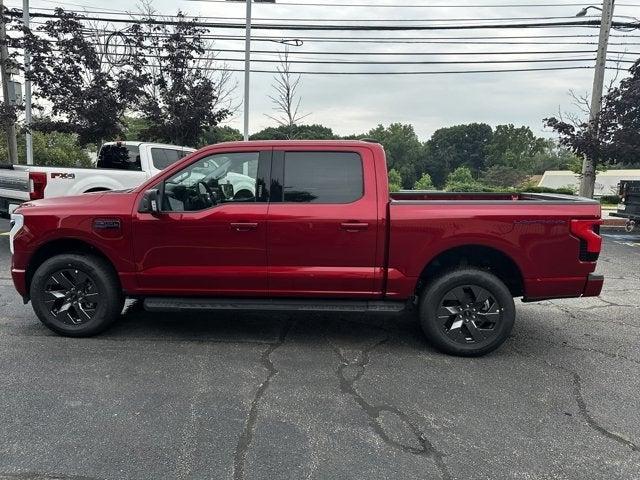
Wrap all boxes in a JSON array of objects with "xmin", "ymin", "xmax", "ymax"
[
  {"xmin": 151, "ymin": 148, "xmax": 185, "ymax": 170},
  {"xmin": 282, "ymin": 151, "xmax": 363, "ymax": 203},
  {"xmin": 163, "ymin": 152, "xmax": 260, "ymax": 212}
]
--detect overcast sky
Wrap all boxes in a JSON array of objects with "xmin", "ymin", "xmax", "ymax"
[{"xmin": 10, "ymin": 0, "xmax": 640, "ymax": 140}]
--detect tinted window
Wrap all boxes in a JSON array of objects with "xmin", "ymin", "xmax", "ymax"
[
  {"xmin": 97, "ymin": 144, "xmax": 141, "ymax": 171},
  {"xmin": 163, "ymin": 152, "xmax": 261, "ymax": 212},
  {"xmin": 151, "ymin": 148, "xmax": 184, "ymax": 170},
  {"xmin": 283, "ymin": 152, "xmax": 363, "ymax": 203}
]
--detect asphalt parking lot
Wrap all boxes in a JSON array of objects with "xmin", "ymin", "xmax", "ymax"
[{"xmin": 0, "ymin": 217, "xmax": 639, "ymax": 480}]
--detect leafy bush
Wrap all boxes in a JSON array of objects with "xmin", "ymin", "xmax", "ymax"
[
  {"xmin": 521, "ymin": 186, "xmax": 575, "ymax": 195},
  {"xmin": 413, "ymin": 173, "xmax": 434, "ymax": 190},
  {"xmin": 600, "ymin": 195, "xmax": 620, "ymax": 205},
  {"xmin": 388, "ymin": 168, "xmax": 403, "ymax": 192}
]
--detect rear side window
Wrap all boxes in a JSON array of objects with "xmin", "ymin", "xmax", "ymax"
[
  {"xmin": 282, "ymin": 151, "xmax": 363, "ymax": 203},
  {"xmin": 97, "ymin": 144, "xmax": 141, "ymax": 171},
  {"xmin": 151, "ymin": 148, "xmax": 185, "ymax": 170}
]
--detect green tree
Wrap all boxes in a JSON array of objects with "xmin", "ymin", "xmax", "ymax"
[
  {"xmin": 0, "ymin": 130, "xmax": 91, "ymax": 167},
  {"xmin": 414, "ymin": 173, "xmax": 434, "ymax": 190},
  {"xmin": 363, "ymin": 123, "xmax": 427, "ymax": 189},
  {"xmin": 251, "ymin": 124, "xmax": 337, "ymax": 140},
  {"xmin": 132, "ymin": 13, "xmax": 230, "ymax": 147},
  {"xmin": 388, "ymin": 168, "xmax": 403, "ymax": 192},
  {"xmin": 485, "ymin": 124, "xmax": 548, "ymax": 171},
  {"xmin": 425, "ymin": 123, "xmax": 493, "ymax": 186},
  {"xmin": 481, "ymin": 165, "xmax": 527, "ymax": 188},
  {"xmin": 444, "ymin": 166, "xmax": 484, "ymax": 192},
  {"xmin": 200, "ymin": 125, "xmax": 243, "ymax": 146},
  {"xmin": 17, "ymin": 8, "xmax": 147, "ymax": 146}
]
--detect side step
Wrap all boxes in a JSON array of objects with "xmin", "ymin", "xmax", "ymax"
[{"xmin": 143, "ymin": 297, "xmax": 407, "ymax": 314}]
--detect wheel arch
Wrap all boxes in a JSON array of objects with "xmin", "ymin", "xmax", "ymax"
[
  {"xmin": 416, "ymin": 244, "xmax": 524, "ymax": 298},
  {"xmin": 83, "ymin": 187, "xmax": 111, "ymax": 193},
  {"xmin": 25, "ymin": 238, "xmax": 120, "ymax": 299}
]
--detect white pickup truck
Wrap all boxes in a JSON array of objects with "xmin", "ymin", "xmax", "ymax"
[{"xmin": 0, "ymin": 141, "xmax": 193, "ymax": 216}]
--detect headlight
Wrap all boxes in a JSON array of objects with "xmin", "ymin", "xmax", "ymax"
[{"xmin": 9, "ymin": 213, "xmax": 24, "ymax": 255}]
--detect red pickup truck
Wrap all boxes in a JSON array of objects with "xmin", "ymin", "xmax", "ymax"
[{"xmin": 9, "ymin": 140, "xmax": 603, "ymax": 356}]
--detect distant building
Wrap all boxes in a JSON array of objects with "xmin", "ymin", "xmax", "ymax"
[{"xmin": 538, "ymin": 170, "xmax": 640, "ymax": 197}]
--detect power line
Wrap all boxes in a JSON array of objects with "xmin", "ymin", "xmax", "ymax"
[
  {"xmin": 116, "ymin": 65, "xmax": 606, "ymax": 75},
  {"xmin": 16, "ymin": 12, "xmax": 640, "ymax": 31},
  {"xmin": 10, "ymin": 7, "xmax": 615, "ymax": 23},
  {"xmin": 86, "ymin": 50, "xmax": 637, "ymax": 64},
  {"xmin": 185, "ymin": 0, "xmax": 640, "ymax": 8}
]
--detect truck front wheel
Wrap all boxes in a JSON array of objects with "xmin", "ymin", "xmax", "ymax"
[
  {"xmin": 30, "ymin": 254, "xmax": 124, "ymax": 337},
  {"xmin": 419, "ymin": 268, "xmax": 515, "ymax": 357}
]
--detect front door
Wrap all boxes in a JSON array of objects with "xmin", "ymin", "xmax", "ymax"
[
  {"xmin": 267, "ymin": 148, "xmax": 381, "ymax": 298},
  {"xmin": 132, "ymin": 149, "xmax": 271, "ymax": 296}
]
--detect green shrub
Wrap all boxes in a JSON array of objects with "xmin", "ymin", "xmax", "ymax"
[
  {"xmin": 413, "ymin": 173, "xmax": 434, "ymax": 190},
  {"xmin": 600, "ymin": 195, "xmax": 620, "ymax": 205},
  {"xmin": 521, "ymin": 186, "xmax": 575, "ymax": 195}
]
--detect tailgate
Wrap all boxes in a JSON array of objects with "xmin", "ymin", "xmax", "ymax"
[{"xmin": 0, "ymin": 169, "xmax": 30, "ymax": 202}]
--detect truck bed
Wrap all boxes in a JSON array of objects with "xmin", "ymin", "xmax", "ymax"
[
  {"xmin": 390, "ymin": 191, "xmax": 595, "ymax": 204},
  {"xmin": 386, "ymin": 190, "xmax": 601, "ymax": 302}
]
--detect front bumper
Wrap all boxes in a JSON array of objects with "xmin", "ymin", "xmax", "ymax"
[{"xmin": 11, "ymin": 268, "xmax": 27, "ymax": 299}]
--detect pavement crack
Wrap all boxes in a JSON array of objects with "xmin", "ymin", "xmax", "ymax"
[
  {"xmin": 567, "ymin": 368, "xmax": 640, "ymax": 453},
  {"xmin": 512, "ymin": 347, "xmax": 639, "ymax": 454},
  {"xmin": 511, "ymin": 334, "xmax": 640, "ymax": 366},
  {"xmin": 332, "ymin": 335, "xmax": 452, "ymax": 480},
  {"xmin": 232, "ymin": 320, "xmax": 293, "ymax": 480}
]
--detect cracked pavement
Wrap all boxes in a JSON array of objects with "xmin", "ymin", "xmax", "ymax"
[{"xmin": 0, "ymin": 218, "xmax": 639, "ymax": 480}]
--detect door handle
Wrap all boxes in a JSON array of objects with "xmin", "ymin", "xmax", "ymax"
[
  {"xmin": 340, "ymin": 222, "xmax": 369, "ymax": 232},
  {"xmin": 230, "ymin": 222, "xmax": 258, "ymax": 232}
]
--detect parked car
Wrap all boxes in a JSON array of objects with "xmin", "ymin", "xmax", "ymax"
[
  {"xmin": 9, "ymin": 140, "xmax": 604, "ymax": 356},
  {"xmin": 0, "ymin": 141, "xmax": 194, "ymax": 217}
]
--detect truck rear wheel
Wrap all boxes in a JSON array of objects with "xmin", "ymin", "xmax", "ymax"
[
  {"xmin": 30, "ymin": 254, "xmax": 124, "ymax": 337},
  {"xmin": 419, "ymin": 268, "xmax": 515, "ymax": 357}
]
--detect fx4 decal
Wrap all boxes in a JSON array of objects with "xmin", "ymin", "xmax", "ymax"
[{"xmin": 51, "ymin": 172, "xmax": 76, "ymax": 179}]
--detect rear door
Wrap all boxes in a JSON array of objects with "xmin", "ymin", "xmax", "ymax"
[{"xmin": 267, "ymin": 147, "xmax": 381, "ymax": 298}]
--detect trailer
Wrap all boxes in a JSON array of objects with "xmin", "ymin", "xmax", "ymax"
[{"xmin": 611, "ymin": 180, "xmax": 640, "ymax": 232}]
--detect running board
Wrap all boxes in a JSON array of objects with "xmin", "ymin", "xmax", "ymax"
[{"xmin": 143, "ymin": 297, "xmax": 407, "ymax": 314}]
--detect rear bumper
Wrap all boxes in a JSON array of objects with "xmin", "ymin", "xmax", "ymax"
[
  {"xmin": 523, "ymin": 273, "xmax": 603, "ymax": 301},
  {"xmin": 582, "ymin": 273, "xmax": 604, "ymax": 297}
]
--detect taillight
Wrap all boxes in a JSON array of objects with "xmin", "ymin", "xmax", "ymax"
[
  {"xmin": 28, "ymin": 172, "xmax": 47, "ymax": 200},
  {"xmin": 570, "ymin": 219, "xmax": 603, "ymax": 262}
]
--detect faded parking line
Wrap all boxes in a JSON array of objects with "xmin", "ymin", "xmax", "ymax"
[{"xmin": 0, "ymin": 232, "xmax": 8, "ymax": 236}]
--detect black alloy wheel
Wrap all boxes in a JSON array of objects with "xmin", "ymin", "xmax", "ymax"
[
  {"xmin": 419, "ymin": 268, "xmax": 516, "ymax": 356},
  {"xmin": 30, "ymin": 254, "xmax": 124, "ymax": 337},
  {"xmin": 42, "ymin": 268, "xmax": 100, "ymax": 325}
]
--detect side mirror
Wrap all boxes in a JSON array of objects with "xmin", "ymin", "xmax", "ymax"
[{"xmin": 139, "ymin": 188, "xmax": 161, "ymax": 214}]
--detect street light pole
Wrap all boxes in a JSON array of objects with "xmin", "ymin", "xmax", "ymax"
[
  {"xmin": 23, "ymin": 0, "xmax": 33, "ymax": 164},
  {"xmin": 243, "ymin": 0, "xmax": 251, "ymax": 141},
  {"xmin": 0, "ymin": 0, "xmax": 18, "ymax": 165},
  {"xmin": 579, "ymin": 0, "xmax": 616, "ymax": 198}
]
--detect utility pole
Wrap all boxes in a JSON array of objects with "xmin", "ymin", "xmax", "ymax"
[
  {"xmin": 243, "ymin": 0, "xmax": 251, "ymax": 141},
  {"xmin": 0, "ymin": 0, "xmax": 19, "ymax": 165},
  {"xmin": 23, "ymin": 0, "xmax": 32, "ymax": 164},
  {"xmin": 579, "ymin": 0, "xmax": 615, "ymax": 198}
]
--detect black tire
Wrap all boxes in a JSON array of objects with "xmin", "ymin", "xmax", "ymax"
[
  {"xmin": 30, "ymin": 254, "xmax": 124, "ymax": 337},
  {"xmin": 419, "ymin": 268, "xmax": 515, "ymax": 357}
]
